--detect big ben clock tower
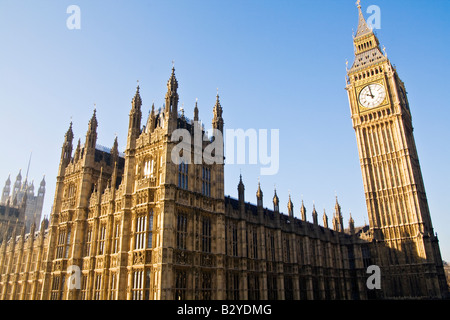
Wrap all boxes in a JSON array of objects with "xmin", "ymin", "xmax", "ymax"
[{"xmin": 346, "ymin": 2, "xmax": 448, "ymax": 298}]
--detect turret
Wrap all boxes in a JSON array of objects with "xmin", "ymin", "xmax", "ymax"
[
  {"xmin": 287, "ymin": 194, "xmax": 293, "ymax": 218},
  {"xmin": 334, "ymin": 197, "xmax": 344, "ymax": 232},
  {"xmin": 312, "ymin": 205, "xmax": 318, "ymax": 225},
  {"xmin": 165, "ymin": 66, "xmax": 179, "ymax": 133},
  {"xmin": 238, "ymin": 174, "xmax": 245, "ymax": 204},
  {"xmin": 85, "ymin": 109, "xmax": 98, "ymax": 156},
  {"xmin": 60, "ymin": 122, "xmax": 74, "ymax": 173},
  {"xmin": 146, "ymin": 103, "xmax": 155, "ymax": 134},
  {"xmin": 212, "ymin": 92, "xmax": 224, "ymax": 133},
  {"xmin": 349, "ymin": 213, "xmax": 355, "ymax": 235},
  {"xmin": 323, "ymin": 210, "xmax": 328, "ymax": 228},
  {"xmin": 73, "ymin": 139, "xmax": 81, "ymax": 163},
  {"xmin": 110, "ymin": 136, "xmax": 119, "ymax": 167},
  {"xmin": 128, "ymin": 85, "xmax": 142, "ymax": 143},
  {"xmin": 256, "ymin": 180, "xmax": 263, "ymax": 208},
  {"xmin": 123, "ymin": 84, "xmax": 142, "ymax": 196},
  {"xmin": 272, "ymin": 188, "xmax": 279, "ymax": 213},
  {"xmin": 237, "ymin": 174, "xmax": 245, "ymax": 218},
  {"xmin": 194, "ymin": 99, "xmax": 199, "ymax": 122},
  {"xmin": 12, "ymin": 170, "xmax": 22, "ymax": 200},
  {"xmin": 300, "ymin": 200, "xmax": 307, "ymax": 221},
  {"xmin": 1, "ymin": 174, "xmax": 11, "ymax": 204}
]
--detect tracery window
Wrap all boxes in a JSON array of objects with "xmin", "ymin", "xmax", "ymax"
[
  {"xmin": 201, "ymin": 167, "xmax": 211, "ymax": 196},
  {"xmin": 177, "ymin": 214, "xmax": 188, "ymax": 250},
  {"xmin": 178, "ymin": 161, "xmax": 188, "ymax": 190}
]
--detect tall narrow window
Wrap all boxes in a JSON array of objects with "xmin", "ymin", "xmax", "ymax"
[
  {"xmin": 147, "ymin": 210, "xmax": 154, "ymax": 249},
  {"xmin": 201, "ymin": 272, "xmax": 212, "ymax": 300},
  {"xmin": 86, "ymin": 227, "xmax": 92, "ymax": 256},
  {"xmin": 202, "ymin": 167, "xmax": 211, "ymax": 196},
  {"xmin": 113, "ymin": 222, "xmax": 120, "ymax": 253},
  {"xmin": 94, "ymin": 274, "xmax": 102, "ymax": 300},
  {"xmin": 50, "ymin": 275, "xmax": 61, "ymax": 300},
  {"xmin": 175, "ymin": 270, "xmax": 187, "ymax": 300},
  {"xmin": 135, "ymin": 215, "xmax": 147, "ymax": 250},
  {"xmin": 177, "ymin": 214, "xmax": 188, "ymax": 250},
  {"xmin": 202, "ymin": 217, "xmax": 211, "ymax": 253},
  {"xmin": 270, "ymin": 233, "xmax": 275, "ymax": 261},
  {"xmin": 253, "ymin": 231, "xmax": 258, "ymax": 259},
  {"xmin": 178, "ymin": 161, "xmax": 188, "ymax": 190},
  {"xmin": 232, "ymin": 223, "xmax": 238, "ymax": 257},
  {"xmin": 56, "ymin": 230, "xmax": 66, "ymax": 259},
  {"xmin": 80, "ymin": 275, "xmax": 87, "ymax": 300},
  {"xmin": 98, "ymin": 224, "xmax": 106, "ymax": 255},
  {"xmin": 132, "ymin": 270, "xmax": 144, "ymax": 300},
  {"xmin": 145, "ymin": 270, "xmax": 151, "ymax": 300},
  {"xmin": 65, "ymin": 229, "xmax": 71, "ymax": 258},
  {"xmin": 110, "ymin": 273, "xmax": 117, "ymax": 300}
]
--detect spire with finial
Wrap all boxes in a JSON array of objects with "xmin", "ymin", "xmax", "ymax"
[
  {"xmin": 273, "ymin": 186, "xmax": 279, "ymax": 212},
  {"xmin": 38, "ymin": 175, "xmax": 45, "ymax": 196},
  {"xmin": 349, "ymin": 212, "xmax": 355, "ymax": 234},
  {"xmin": 132, "ymin": 81, "xmax": 142, "ymax": 111},
  {"xmin": 334, "ymin": 196, "xmax": 344, "ymax": 232},
  {"xmin": 354, "ymin": 0, "xmax": 372, "ymax": 38},
  {"xmin": 73, "ymin": 138, "xmax": 81, "ymax": 162},
  {"xmin": 66, "ymin": 121, "xmax": 74, "ymax": 142},
  {"xmin": 128, "ymin": 82, "xmax": 142, "ymax": 141},
  {"xmin": 238, "ymin": 173, "xmax": 245, "ymax": 203},
  {"xmin": 146, "ymin": 103, "xmax": 155, "ymax": 133},
  {"xmin": 59, "ymin": 121, "xmax": 74, "ymax": 170},
  {"xmin": 301, "ymin": 200, "xmax": 307, "ymax": 221},
  {"xmin": 312, "ymin": 204, "xmax": 318, "ymax": 225},
  {"xmin": 212, "ymin": 89, "xmax": 224, "ymax": 132},
  {"xmin": 194, "ymin": 98, "xmax": 199, "ymax": 122},
  {"xmin": 1, "ymin": 174, "xmax": 11, "ymax": 204},
  {"xmin": 86, "ymin": 107, "xmax": 98, "ymax": 151},
  {"xmin": 167, "ymin": 63, "xmax": 178, "ymax": 95},
  {"xmin": 348, "ymin": 0, "xmax": 386, "ymax": 73},
  {"xmin": 165, "ymin": 63, "xmax": 179, "ymax": 131},
  {"xmin": 256, "ymin": 178, "xmax": 263, "ymax": 207},
  {"xmin": 323, "ymin": 209, "xmax": 329, "ymax": 228},
  {"xmin": 287, "ymin": 192, "xmax": 294, "ymax": 218},
  {"xmin": 110, "ymin": 135, "xmax": 119, "ymax": 165}
]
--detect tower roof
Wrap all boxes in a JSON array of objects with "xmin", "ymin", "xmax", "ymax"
[
  {"xmin": 354, "ymin": 0, "xmax": 372, "ymax": 38},
  {"xmin": 256, "ymin": 180, "xmax": 263, "ymax": 198},
  {"xmin": 167, "ymin": 66, "xmax": 178, "ymax": 92},
  {"xmin": 348, "ymin": 1, "xmax": 387, "ymax": 74},
  {"xmin": 132, "ymin": 84, "xmax": 142, "ymax": 110},
  {"xmin": 65, "ymin": 121, "xmax": 74, "ymax": 142},
  {"xmin": 40, "ymin": 175, "xmax": 46, "ymax": 187},
  {"xmin": 88, "ymin": 108, "xmax": 98, "ymax": 132}
]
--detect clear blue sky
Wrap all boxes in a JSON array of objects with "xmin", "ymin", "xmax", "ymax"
[{"xmin": 1, "ymin": 0, "xmax": 449, "ymax": 261}]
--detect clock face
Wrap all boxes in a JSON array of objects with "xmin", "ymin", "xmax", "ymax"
[{"xmin": 359, "ymin": 83, "xmax": 386, "ymax": 109}]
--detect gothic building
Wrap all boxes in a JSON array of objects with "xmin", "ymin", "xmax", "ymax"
[
  {"xmin": 1, "ymin": 171, "xmax": 46, "ymax": 234},
  {"xmin": 0, "ymin": 3, "xmax": 447, "ymax": 300}
]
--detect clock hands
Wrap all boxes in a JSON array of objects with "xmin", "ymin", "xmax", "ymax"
[{"xmin": 367, "ymin": 85, "xmax": 375, "ymax": 99}]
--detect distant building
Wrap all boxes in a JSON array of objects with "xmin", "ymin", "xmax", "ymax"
[
  {"xmin": 0, "ymin": 189, "xmax": 26, "ymax": 245},
  {"xmin": 1, "ymin": 170, "xmax": 45, "ymax": 233}
]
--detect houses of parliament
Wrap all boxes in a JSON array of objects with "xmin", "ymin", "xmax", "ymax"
[{"xmin": 0, "ymin": 3, "xmax": 448, "ymax": 300}]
